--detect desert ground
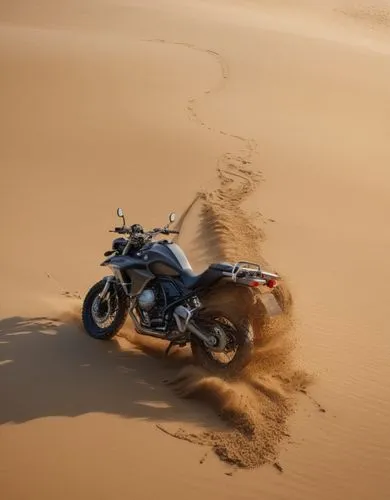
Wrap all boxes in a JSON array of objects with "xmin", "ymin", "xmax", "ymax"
[{"xmin": 1, "ymin": 1, "xmax": 390, "ymax": 499}]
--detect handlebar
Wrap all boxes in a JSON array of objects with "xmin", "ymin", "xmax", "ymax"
[
  {"xmin": 109, "ymin": 226, "xmax": 179, "ymax": 237},
  {"xmin": 149, "ymin": 228, "xmax": 180, "ymax": 236},
  {"xmin": 109, "ymin": 227, "xmax": 129, "ymax": 234}
]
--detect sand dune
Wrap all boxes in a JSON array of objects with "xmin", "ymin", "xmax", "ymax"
[{"xmin": 1, "ymin": 1, "xmax": 390, "ymax": 499}]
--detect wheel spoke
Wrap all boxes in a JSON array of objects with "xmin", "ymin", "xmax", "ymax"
[
  {"xmin": 201, "ymin": 316, "xmax": 239, "ymax": 366},
  {"xmin": 92, "ymin": 292, "xmax": 119, "ymax": 329}
]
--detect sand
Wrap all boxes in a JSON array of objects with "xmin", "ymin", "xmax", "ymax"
[{"xmin": 1, "ymin": 1, "xmax": 390, "ymax": 499}]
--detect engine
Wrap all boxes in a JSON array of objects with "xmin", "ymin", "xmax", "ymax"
[
  {"xmin": 137, "ymin": 280, "xmax": 184, "ymax": 329},
  {"xmin": 137, "ymin": 288, "xmax": 156, "ymax": 312},
  {"xmin": 137, "ymin": 284, "xmax": 166, "ymax": 329}
]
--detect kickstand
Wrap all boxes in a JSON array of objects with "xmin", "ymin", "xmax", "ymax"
[{"xmin": 165, "ymin": 341, "xmax": 176, "ymax": 357}]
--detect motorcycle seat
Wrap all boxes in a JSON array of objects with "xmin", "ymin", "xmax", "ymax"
[{"xmin": 180, "ymin": 262, "xmax": 233, "ymax": 290}]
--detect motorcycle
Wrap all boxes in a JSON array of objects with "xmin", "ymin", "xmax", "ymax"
[{"xmin": 82, "ymin": 208, "xmax": 280, "ymax": 375}]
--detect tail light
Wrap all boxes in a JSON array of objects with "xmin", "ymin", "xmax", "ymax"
[
  {"xmin": 267, "ymin": 279, "xmax": 278, "ymax": 288},
  {"xmin": 248, "ymin": 280, "xmax": 260, "ymax": 287}
]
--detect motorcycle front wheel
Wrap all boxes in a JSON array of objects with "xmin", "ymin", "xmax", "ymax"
[
  {"xmin": 190, "ymin": 309, "xmax": 253, "ymax": 376},
  {"xmin": 82, "ymin": 279, "xmax": 129, "ymax": 340}
]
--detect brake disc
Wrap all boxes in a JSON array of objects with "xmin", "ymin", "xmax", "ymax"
[
  {"xmin": 92, "ymin": 297, "xmax": 111, "ymax": 325},
  {"xmin": 206, "ymin": 323, "xmax": 228, "ymax": 353}
]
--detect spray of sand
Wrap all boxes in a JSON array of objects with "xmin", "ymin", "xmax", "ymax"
[{"xmin": 148, "ymin": 163, "xmax": 309, "ymax": 469}]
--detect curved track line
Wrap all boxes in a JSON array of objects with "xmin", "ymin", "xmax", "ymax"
[{"xmin": 145, "ymin": 38, "xmax": 259, "ymax": 174}]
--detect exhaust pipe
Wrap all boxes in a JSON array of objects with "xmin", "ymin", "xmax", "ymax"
[
  {"xmin": 130, "ymin": 304, "xmax": 218, "ymax": 348},
  {"xmin": 128, "ymin": 309, "xmax": 166, "ymax": 339}
]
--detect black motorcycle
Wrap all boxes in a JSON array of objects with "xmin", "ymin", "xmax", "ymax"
[{"xmin": 82, "ymin": 208, "xmax": 280, "ymax": 375}]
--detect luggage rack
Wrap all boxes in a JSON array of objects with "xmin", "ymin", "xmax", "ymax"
[
  {"xmin": 232, "ymin": 261, "xmax": 262, "ymax": 280},
  {"xmin": 222, "ymin": 261, "xmax": 280, "ymax": 286},
  {"xmin": 219, "ymin": 261, "xmax": 264, "ymax": 284}
]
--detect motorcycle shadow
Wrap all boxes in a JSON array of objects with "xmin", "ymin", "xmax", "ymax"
[{"xmin": 0, "ymin": 315, "xmax": 225, "ymax": 432}]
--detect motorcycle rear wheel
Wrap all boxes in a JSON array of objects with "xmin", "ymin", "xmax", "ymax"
[{"xmin": 190, "ymin": 309, "xmax": 253, "ymax": 376}]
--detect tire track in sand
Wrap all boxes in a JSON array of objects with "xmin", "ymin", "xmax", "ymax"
[
  {"xmin": 141, "ymin": 39, "xmax": 316, "ymax": 470},
  {"xmin": 146, "ymin": 38, "xmax": 259, "ymax": 184}
]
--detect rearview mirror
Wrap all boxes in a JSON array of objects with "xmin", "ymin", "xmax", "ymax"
[
  {"xmin": 169, "ymin": 212, "xmax": 176, "ymax": 224},
  {"xmin": 117, "ymin": 207, "xmax": 126, "ymax": 225}
]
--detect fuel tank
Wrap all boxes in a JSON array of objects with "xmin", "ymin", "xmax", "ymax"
[{"xmin": 142, "ymin": 241, "xmax": 192, "ymax": 277}]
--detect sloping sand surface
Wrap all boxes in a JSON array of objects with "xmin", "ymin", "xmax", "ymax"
[{"xmin": 1, "ymin": 1, "xmax": 390, "ymax": 499}]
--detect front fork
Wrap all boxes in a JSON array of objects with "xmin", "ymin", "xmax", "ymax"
[{"xmin": 98, "ymin": 276, "xmax": 115, "ymax": 301}]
